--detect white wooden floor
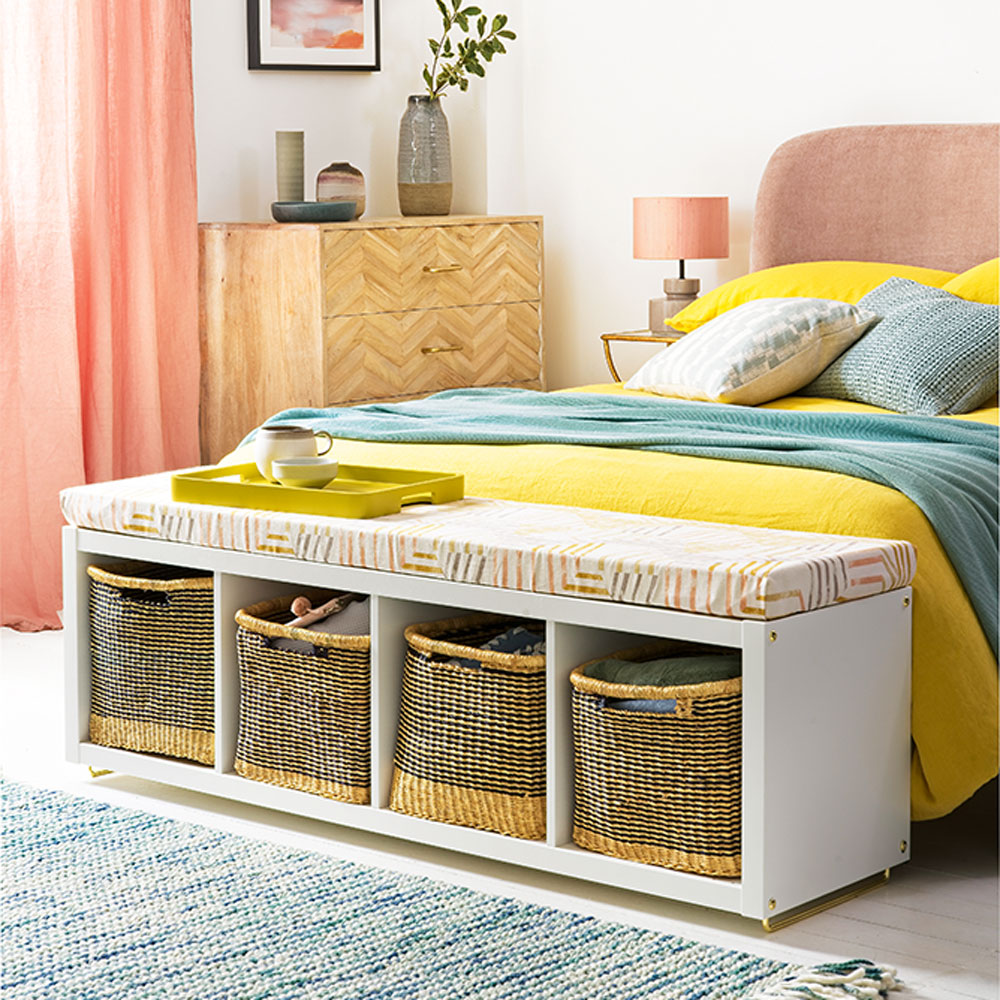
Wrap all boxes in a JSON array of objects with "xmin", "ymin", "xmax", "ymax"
[{"xmin": 2, "ymin": 626, "xmax": 996, "ymax": 999}]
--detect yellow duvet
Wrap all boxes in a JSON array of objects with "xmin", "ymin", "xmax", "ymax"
[{"xmin": 230, "ymin": 386, "xmax": 999, "ymax": 820}]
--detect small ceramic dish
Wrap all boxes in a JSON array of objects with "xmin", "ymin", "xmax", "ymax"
[
  {"xmin": 270, "ymin": 201, "xmax": 356, "ymax": 223},
  {"xmin": 271, "ymin": 456, "xmax": 339, "ymax": 489}
]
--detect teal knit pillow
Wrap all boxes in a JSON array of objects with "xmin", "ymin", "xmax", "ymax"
[{"xmin": 804, "ymin": 277, "xmax": 999, "ymax": 415}]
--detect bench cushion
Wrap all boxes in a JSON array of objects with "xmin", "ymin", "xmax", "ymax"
[{"xmin": 60, "ymin": 473, "xmax": 914, "ymax": 621}]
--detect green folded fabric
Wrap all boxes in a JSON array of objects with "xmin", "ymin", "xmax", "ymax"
[{"xmin": 583, "ymin": 653, "xmax": 741, "ymax": 688}]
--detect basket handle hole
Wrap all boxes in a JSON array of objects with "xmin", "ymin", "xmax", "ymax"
[
  {"xmin": 259, "ymin": 633, "xmax": 330, "ymax": 658},
  {"xmin": 120, "ymin": 589, "xmax": 170, "ymax": 606}
]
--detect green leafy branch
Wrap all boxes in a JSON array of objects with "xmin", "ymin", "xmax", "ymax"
[{"xmin": 423, "ymin": 0, "xmax": 516, "ymax": 99}]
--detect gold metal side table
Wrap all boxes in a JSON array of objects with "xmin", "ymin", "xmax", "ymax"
[{"xmin": 600, "ymin": 331, "xmax": 681, "ymax": 382}]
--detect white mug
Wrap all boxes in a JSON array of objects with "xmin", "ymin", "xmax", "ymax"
[{"xmin": 254, "ymin": 425, "xmax": 333, "ymax": 482}]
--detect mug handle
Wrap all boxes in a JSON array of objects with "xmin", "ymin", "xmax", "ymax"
[{"xmin": 314, "ymin": 430, "xmax": 333, "ymax": 456}]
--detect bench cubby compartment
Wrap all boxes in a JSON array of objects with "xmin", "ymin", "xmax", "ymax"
[
  {"xmin": 234, "ymin": 592, "xmax": 371, "ymax": 804},
  {"xmin": 64, "ymin": 526, "xmax": 912, "ymax": 924},
  {"xmin": 389, "ymin": 613, "xmax": 547, "ymax": 840},
  {"xmin": 87, "ymin": 561, "xmax": 215, "ymax": 765},
  {"xmin": 570, "ymin": 639, "xmax": 742, "ymax": 878}
]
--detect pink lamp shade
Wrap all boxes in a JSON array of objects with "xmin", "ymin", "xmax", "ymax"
[{"xmin": 633, "ymin": 196, "xmax": 730, "ymax": 261}]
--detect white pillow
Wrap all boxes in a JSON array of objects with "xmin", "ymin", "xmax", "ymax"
[{"xmin": 625, "ymin": 297, "xmax": 878, "ymax": 405}]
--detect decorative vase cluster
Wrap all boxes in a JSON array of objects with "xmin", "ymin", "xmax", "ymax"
[
  {"xmin": 271, "ymin": 129, "xmax": 367, "ymax": 223},
  {"xmin": 397, "ymin": 1, "xmax": 515, "ymax": 216}
]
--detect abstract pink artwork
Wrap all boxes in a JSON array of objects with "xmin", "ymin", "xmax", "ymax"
[
  {"xmin": 248, "ymin": 0, "xmax": 380, "ymax": 70},
  {"xmin": 271, "ymin": 0, "xmax": 363, "ymax": 49}
]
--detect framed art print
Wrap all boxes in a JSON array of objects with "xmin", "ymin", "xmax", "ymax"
[{"xmin": 248, "ymin": 0, "xmax": 380, "ymax": 72}]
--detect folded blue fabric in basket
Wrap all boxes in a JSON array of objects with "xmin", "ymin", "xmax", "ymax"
[
  {"xmin": 446, "ymin": 626, "xmax": 546, "ymax": 669},
  {"xmin": 606, "ymin": 698, "xmax": 679, "ymax": 714}
]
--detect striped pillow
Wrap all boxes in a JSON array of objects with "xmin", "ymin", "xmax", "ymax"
[
  {"xmin": 804, "ymin": 278, "xmax": 1000, "ymax": 415},
  {"xmin": 626, "ymin": 297, "xmax": 876, "ymax": 405}
]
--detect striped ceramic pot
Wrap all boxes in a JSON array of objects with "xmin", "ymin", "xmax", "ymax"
[{"xmin": 315, "ymin": 161, "xmax": 365, "ymax": 218}]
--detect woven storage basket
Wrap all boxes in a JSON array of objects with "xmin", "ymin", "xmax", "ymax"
[
  {"xmin": 389, "ymin": 613, "xmax": 546, "ymax": 840},
  {"xmin": 87, "ymin": 563, "xmax": 215, "ymax": 765},
  {"xmin": 234, "ymin": 595, "xmax": 371, "ymax": 804},
  {"xmin": 571, "ymin": 640, "xmax": 742, "ymax": 878}
]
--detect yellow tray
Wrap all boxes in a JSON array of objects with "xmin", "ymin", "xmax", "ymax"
[{"xmin": 171, "ymin": 463, "xmax": 464, "ymax": 519}]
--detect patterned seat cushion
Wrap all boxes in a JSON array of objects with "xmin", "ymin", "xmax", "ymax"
[
  {"xmin": 804, "ymin": 277, "xmax": 999, "ymax": 415},
  {"xmin": 626, "ymin": 297, "xmax": 876, "ymax": 405}
]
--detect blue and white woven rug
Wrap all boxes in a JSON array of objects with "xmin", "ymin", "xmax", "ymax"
[{"xmin": 1, "ymin": 782, "xmax": 898, "ymax": 999}]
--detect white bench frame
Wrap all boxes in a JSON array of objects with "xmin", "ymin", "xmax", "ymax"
[{"xmin": 63, "ymin": 524, "xmax": 912, "ymax": 925}]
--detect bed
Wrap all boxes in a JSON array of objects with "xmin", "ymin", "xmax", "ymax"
[{"xmin": 231, "ymin": 123, "xmax": 999, "ymax": 821}]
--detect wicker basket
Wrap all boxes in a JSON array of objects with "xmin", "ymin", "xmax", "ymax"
[
  {"xmin": 87, "ymin": 562, "xmax": 215, "ymax": 765},
  {"xmin": 389, "ymin": 613, "xmax": 546, "ymax": 840},
  {"xmin": 234, "ymin": 595, "xmax": 371, "ymax": 804},
  {"xmin": 570, "ymin": 640, "xmax": 742, "ymax": 878}
]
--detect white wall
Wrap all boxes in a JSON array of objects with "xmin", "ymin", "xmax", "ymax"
[
  {"xmin": 504, "ymin": 0, "xmax": 1000, "ymax": 388},
  {"xmin": 192, "ymin": 0, "xmax": 1000, "ymax": 389},
  {"xmin": 192, "ymin": 0, "xmax": 486, "ymax": 221}
]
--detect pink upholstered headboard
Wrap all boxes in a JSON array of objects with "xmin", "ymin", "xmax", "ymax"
[{"xmin": 750, "ymin": 123, "xmax": 1000, "ymax": 274}]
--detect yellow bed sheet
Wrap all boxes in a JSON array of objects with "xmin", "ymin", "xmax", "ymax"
[{"xmin": 229, "ymin": 387, "xmax": 999, "ymax": 820}]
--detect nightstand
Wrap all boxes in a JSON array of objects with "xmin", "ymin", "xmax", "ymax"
[{"xmin": 601, "ymin": 330, "xmax": 681, "ymax": 382}]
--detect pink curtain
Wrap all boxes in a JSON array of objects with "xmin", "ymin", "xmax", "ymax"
[{"xmin": 0, "ymin": 1, "xmax": 199, "ymax": 630}]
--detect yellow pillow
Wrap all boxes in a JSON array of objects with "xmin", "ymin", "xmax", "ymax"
[
  {"xmin": 666, "ymin": 260, "xmax": 957, "ymax": 333},
  {"xmin": 942, "ymin": 259, "xmax": 999, "ymax": 305}
]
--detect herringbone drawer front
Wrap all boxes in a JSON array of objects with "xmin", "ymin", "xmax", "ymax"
[
  {"xmin": 322, "ymin": 223, "xmax": 541, "ymax": 316},
  {"xmin": 324, "ymin": 303, "xmax": 542, "ymax": 404}
]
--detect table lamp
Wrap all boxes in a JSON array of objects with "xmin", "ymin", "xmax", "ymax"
[{"xmin": 633, "ymin": 196, "xmax": 730, "ymax": 332}]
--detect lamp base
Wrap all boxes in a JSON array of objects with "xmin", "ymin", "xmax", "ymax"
[{"xmin": 648, "ymin": 277, "xmax": 701, "ymax": 332}]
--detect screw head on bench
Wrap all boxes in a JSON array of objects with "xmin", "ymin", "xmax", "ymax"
[
  {"xmin": 899, "ymin": 839, "xmax": 907, "ymax": 853},
  {"xmin": 769, "ymin": 630, "xmax": 777, "ymax": 642},
  {"xmin": 903, "ymin": 596, "xmax": 910, "ymax": 607},
  {"xmin": 768, "ymin": 898, "xmax": 777, "ymax": 911}
]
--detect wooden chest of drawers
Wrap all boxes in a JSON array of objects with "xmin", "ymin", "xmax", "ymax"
[{"xmin": 199, "ymin": 215, "xmax": 544, "ymax": 463}]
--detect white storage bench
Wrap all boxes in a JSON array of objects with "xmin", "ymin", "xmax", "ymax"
[{"xmin": 61, "ymin": 474, "xmax": 914, "ymax": 927}]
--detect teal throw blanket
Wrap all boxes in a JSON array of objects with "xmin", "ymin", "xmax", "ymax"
[{"xmin": 246, "ymin": 388, "xmax": 999, "ymax": 654}]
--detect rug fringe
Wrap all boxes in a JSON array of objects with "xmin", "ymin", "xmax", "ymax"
[{"xmin": 745, "ymin": 958, "xmax": 900, "ymax": 998}]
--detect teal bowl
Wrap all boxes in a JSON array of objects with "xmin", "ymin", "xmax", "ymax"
[{"xmin": 271, "ymin": 200, "xmax": 357, "ymax": 223}]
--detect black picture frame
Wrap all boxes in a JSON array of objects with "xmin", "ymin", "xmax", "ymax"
[{"xmin": 247, "ymin": 0, "xmax": 381, "ymax": 72}]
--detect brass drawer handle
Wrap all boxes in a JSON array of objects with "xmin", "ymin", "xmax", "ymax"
[
  {"xmin": 423, "ymin": 263, "xmax": 463, "ymax": 274},
  {"xmin": 421, "ymin": 344, "xmax": 464, "ymax": 355}
]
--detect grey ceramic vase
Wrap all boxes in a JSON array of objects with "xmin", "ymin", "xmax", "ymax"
[{"xmin": 397, "ymin": 95, "xmax": 452, "ymax": 216}]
